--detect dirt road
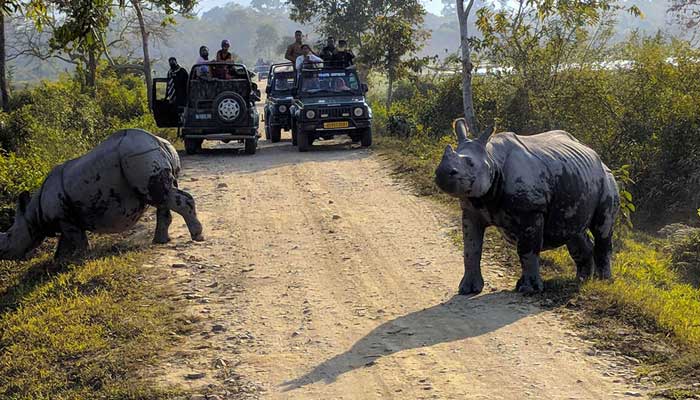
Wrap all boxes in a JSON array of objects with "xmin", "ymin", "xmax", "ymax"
[{"xmin": 148, "ymin": 136, "xmax": 648, "ymax": 399}]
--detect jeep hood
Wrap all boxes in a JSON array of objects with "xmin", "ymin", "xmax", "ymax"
[{"xmin": 298, "ymin": 96, "xmax": 366, "ymax": 107}]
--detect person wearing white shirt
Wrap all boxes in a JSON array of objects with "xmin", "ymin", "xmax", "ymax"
[{"xmin": 295, "ymin": 44, "xmax": 323, "ymax": 70}]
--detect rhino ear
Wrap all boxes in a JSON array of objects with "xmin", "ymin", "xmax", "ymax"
[
  {"xmin": 452, "ymin": 118, "xmax": 471, "ymax": 144},
  {"xmin": 477, "ymin": 125, "xmax": 495, "ymax": 144},
  {"xmin": 17, "ymin": 191, "xmax": 31, "ymax": 215}
]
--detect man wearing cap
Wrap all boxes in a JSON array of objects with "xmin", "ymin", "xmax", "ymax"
[
  {"xmin": 217, "ymin": 40, "xmax": 233, "ymax": 61},
  {"xmin": 285, "ymin": 30, "xmax": 304, "ymax": 64}
]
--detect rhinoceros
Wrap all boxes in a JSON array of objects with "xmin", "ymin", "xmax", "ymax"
[
  {"xmin": 435, "ymin": 119, "xmax": 619, "ymax": 294},
  {"xmin": 0, "ymin": 129, "xmax": 204, "ymax": 260}
]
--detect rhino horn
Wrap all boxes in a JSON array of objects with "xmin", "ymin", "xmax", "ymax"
[
  {"xmin": 477, "ymin": 125, "xmax": 495, "ymax": 145},
  {"xmin": 452, "ymin": 118, "xmax": 471, "ymax": 144}
]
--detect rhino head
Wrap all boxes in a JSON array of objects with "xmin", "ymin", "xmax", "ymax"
[
  {"xmin": 0, "ymin": 191, "xmax": 42, "ymax": 260},
  {"xmin": 435, "ymin": 118, "xmax": 495, "ymax": 198}
]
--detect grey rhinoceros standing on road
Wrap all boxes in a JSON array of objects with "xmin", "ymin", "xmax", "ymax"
[
  {"xmin": 0, "ymin": 129, "xmax": 204, "ymax": 260},
  {"xmin": 435, "ymin": 119, "xmax": 619, "ymax": 294}
]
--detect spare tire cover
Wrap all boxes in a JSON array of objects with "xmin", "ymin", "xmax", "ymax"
[{"xmin": 214, "ymin": 91, "xmax": 246, "ymax": 124}]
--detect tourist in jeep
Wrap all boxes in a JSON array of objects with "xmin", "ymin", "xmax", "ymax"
[
  {"xmin": 320, "ymin": 37, "xmax": 336, "ymax": 61},
  {"xmin": 196, "ymin": 46, "xmax": 210, "ymax": 77},
  {"xmin": 285, "ymin": 30, "xmax": 304, "ymax": 63},
  {"xmin": 216, "ymin": 39, "xmax": 233, "ymax": 61},
  {"xmin": 333, "ymin": 40, "xmax": 355, "ymax": 67},
  {"xmin": 295, "ymin": 44, "xmax": 323, "ymax": 70}
]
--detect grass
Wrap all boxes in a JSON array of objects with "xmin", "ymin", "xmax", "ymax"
[
  {"xmin": 0, "ymin": 237, "xmax": 189, "ymax": 400},
  {"xmin": 376, "ymin": 133, "xmax": 700, "ymax": 397}
]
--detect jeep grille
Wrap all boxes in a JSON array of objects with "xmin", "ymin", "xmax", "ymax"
[{"xmin": 319, "ymin": 107, "xmax": 352, "ymax": 118}]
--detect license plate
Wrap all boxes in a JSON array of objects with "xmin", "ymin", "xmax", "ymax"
[
  {"xmin": 323, "ymin": 121, "xmax": 349, "ymax": 129},
  {"xmin": 195, "ymin": 113, "xmax": 211, "ymax": 120}
]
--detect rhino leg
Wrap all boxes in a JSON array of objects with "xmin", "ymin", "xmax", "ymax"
[
  {"xmin": 164, "ymin": 189, "xmax": 204, "ymax": 242},
  {"xmin": 515, "ymin": 213, "xmax": 544, "ymax": 294},
  {"xmin": 567, "ymin": 233, "xmax": 594, "ymax": 281},
  {"xmin": 153, "ymin": 207, "xmax": 173, "ymax": 244},
  {"xmin": 591, "ymin": 176, "xmax": 617, "ymax": 280},
  {"xmin": 458, "ymin": 210, "xmax": 485, "ymax": 296},
  {"xmin": 55, "ymin": 222, "xmax": 89, "ymax": 260}
]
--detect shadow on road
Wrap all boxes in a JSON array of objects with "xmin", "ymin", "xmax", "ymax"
[
  {"xmin": 280, "ymin": 291, "xmax": 543, "ymax": 391},
  {"xmin": 180, "ymin": 137, "xmax": 371, "ymax": 175}
]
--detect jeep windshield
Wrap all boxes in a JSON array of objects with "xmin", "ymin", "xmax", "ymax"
[
  {"xmin": 299, "ymin": 69, "xmax": 361, "ymax": 96},
  {"xmin": 191, "ymin": 63, "xmax": 249, "ymax": 81},
  {"xmin": 271, "ymin": 71, "xmax": 296, "ymax": 95}
]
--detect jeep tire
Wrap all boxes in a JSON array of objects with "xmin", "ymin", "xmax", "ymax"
[
  {"xmin": 184, "ymin": 138, "xmax": 202, "ymax": 155},
  {"xmin": 298, "ymin": 131, "xmax": 310, "ymax": 152},
  {"xmin": 270, "ymin": 126, "xmax": 282, "ymax": 143},
  {"xmin": 214, "ymin": 91, "xmax": 246, "ymax": 124},
  {"xmin": 361, "ymin": 128, "xmax": 372, "ymax": 147},
  {"xmin": 244, "ymin": 138, "xmax": 257, "ymax": 154},
  {"xmin": 291, "ymin": 122, "xmax": 298, "ymax": 146}
]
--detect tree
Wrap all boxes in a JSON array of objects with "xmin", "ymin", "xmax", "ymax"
[
  {"xmin": 360, "ymin": 14, "xmax": 429, "ymax": 110},
  {"xmin": 455, "ymin": 0, "xmax": 478, "ymax": 133},
  {"xmin": 668, "ymin": 1, "xmax": 700, "ymax": 42},
  {"xmin": 49, "ymin": 0, "xmax": 114, "ymax": 88},
  {"xmin": 288, "ymin": 0, "xmax": 424, "ymax": 48},
  {"xmin": 118, "ymin": 0, "xmax": 196, "ymax": 106},
  {"xmin": 473, "ymin": 0, "xmax": 640, "ymax": 131},
  {"xmin": 0, "ymin": 0, "xmax": 45, "ymax": 111},
  {"xmin": 251, "ymin": 0, "xmax": 286, "ymax": 12},
  {"xmin": 254, "ymin": 23, "xmax": 280, "ymax": 60}
]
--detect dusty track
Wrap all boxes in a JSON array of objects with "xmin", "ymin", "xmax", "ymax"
[{"xmin": 147, "ymin": 135, "xmax": 649, "ymax": 399}]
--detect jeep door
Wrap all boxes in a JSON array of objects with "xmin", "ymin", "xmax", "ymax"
[{"xmin": 151, "ymin": 78, "xmax": 182, "ymax": 128}]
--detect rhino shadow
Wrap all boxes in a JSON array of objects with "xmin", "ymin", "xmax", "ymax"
[{"xmin": 280, "ymin": 291, "xmax": 544, "ymax": 391}]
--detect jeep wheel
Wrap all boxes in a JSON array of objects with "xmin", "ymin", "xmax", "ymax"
[
  {"xmin": 244, "ymin": 138, "xmax": 257, "ymax": 155},
  {"xmin": 291, "ymin": 123, "xmax": 298, "ymax": 146},
  {"xmin": 361, "ymin": 128, "xmax": 373, "ymax": 147},
  {"xmin": 351, "ymin": 135, "xmax": 361, "ymax": 143},
  {"xmin": 214, "ymin": 91, "xmax": 246, "ymax": 124},
  {"xmin": 298, "ymin": 131, "xmax": 310, "ymax": 152},
  {"xmin": 184, "ymin": 138, "xmax": 202, "ymax": 155},
  {"xmin": 270, "ymin": 126, "xmax": 282, "ymax": 143}
]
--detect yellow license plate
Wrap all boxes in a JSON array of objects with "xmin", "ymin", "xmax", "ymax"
[{"xmin": 324, "ymin": 121, "xmax": 349, "ymax": 129}]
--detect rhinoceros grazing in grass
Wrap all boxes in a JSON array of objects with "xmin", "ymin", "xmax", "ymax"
[
  {"xmin": 0, "ymin": 129, "xmax": 204, "ymax": 260},
  {"xmin": 435, "ymin": 119, "xmax": 619, "ymax": 294}
]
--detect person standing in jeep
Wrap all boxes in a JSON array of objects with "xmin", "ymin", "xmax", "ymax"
[
  {"xmin": 167, "ymin": 57, "xmax": 188, "ymax": 108},
  {"xmin": 285, "ymin": 30, "xmax": 304, "ymax": 64},
  {"xmin": 320, "ymin": 37, "xmax": 336, "ymax": 61},
  {"xmin": 216, "ymin": 40, "xmax": 233, "ymax": 61},
  {"xmin": 332, "ymin": 40, "xmax": 355, "ymax": 67}
]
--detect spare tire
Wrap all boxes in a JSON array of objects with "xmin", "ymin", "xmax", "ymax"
[{"xmin": 213, "ymin": 91, "xmax": 246, "ymax": 124}]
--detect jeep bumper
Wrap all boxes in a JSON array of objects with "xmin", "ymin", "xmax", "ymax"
[{"xmin": 182, "ymin": 126, "xmax": 259, "ymax": 140}]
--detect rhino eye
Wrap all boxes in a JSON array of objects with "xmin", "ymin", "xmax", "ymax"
[{"xmin": 464, "ymin": 159, "xmax": 474, "ymax": 168}]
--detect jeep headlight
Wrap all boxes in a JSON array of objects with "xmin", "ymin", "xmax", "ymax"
[
  {"xmin": 305, "ymin": 110, "xmax": 316, "ymax": 119},
  {"xmin": 279, "ymin": 104, "xmax": 287, "ymax": 113},
  {"xmin": 353, "ymin": 107, "xmax": 364, "ymax": 117}
]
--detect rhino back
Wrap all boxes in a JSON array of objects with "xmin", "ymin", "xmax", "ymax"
[
  {"xmin": 495, "ymin": 131, "xmax": 609, "ymax": 246},
  {"xmin": 49, "ymin": 130, "xmax": 173, "ymax": 232}
]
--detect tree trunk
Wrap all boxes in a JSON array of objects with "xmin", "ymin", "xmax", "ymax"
[
  {"xmin": 132, "ymin": 0, "xmax": 153, "ymax": 107},
  {"xmin": 0, "ymin": 12, "xmax": 9, "ymax": 112},
  {"xmin": 456, "ymin": 0, "xmax": 477, "ymax": 134},
  {"xmin": 87, "ymin": 49, "xmax": 97, "ymax": 88},
  {"xmin": 386, "ymin": 69, "xmax": 394, "ymax": 111}
]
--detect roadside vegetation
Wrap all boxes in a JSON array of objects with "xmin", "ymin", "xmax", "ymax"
[
  {"xmin": 0, "ymin": 66, "xmax": 185, "ymax": 398},
  {"xmin": 372, "ymin": 32, "xmax": 700, "ymax": 397}
]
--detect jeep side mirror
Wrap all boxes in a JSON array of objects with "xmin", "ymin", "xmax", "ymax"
[
  {"xmin": 265, "ymin": 86, "xmax": 271, "ymax": 94},
  {"xmin": 361, "ymin": 83, "xmax": 368, "ymax": 93},
  {"xmin": 251, "ymin": 82, "xmax": 258, "ymax": 90}
]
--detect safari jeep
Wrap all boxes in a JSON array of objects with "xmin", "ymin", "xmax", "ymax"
[
  {"xmin": 152, "ymin": 62, "xmax": 261, "ymax": 155},
  {"xmin": 263, "ymin": 63, "xmax": 295, "ymax": 143},
  {"xmin": 290, "ymin": 63, "xmax": 372, "ymax": 152}
]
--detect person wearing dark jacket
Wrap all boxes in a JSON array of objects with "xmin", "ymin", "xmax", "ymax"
[
  {"xmin": 320, "ymin": 37, "xmax": 336, "ymax": 61},
  {"xmin": 167, "ymin": 57, "xmax": 189, "ymax": 108}
]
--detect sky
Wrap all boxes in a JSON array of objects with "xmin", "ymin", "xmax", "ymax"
[{"xmin": 196, "ymin": 0, "xmax": 445, "ymax": 16}]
